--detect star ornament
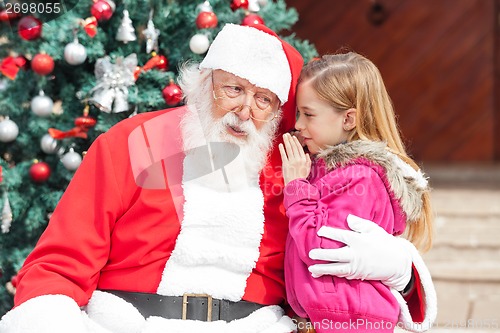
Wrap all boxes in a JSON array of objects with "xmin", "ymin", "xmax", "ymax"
[{"xmin": 143, "ymin": 18, "xmax": 160, "ymax": 54}]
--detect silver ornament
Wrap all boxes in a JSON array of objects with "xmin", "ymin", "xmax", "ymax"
[
  {"xmin": 91, "ymin": 88, "xmax": 115, "ymax": 112},
  {"xmin": 189, "ymin": 34, "xmax": 210, "ymax": 54},
  {"xmin": 248, "ymin": 0, "xmax": 260, "ymax": 12},
  {"xmin": 90, "ymin": 54, "xmax": 137, "ymax": 113},
  {"xmin": 40, "ymin": 133, "xmax": 59, "ymax": 154},
  {"xmin": 61, "ymin": 148, "xmax": 82, "ymax": 171},
  {"xmin": 0, "ymin": 79, "xmax": 8, "ymax": 92},
  {"xmin": 116, "ymin": 9, "xmax": 137, "ymax": 43},
  {"xmin": 64, "ymin": 38, "xmax": 87, "ymax": 65},
  {"xmin": 197, "ymin": 0, "xmax": 213, "ymax": 13},
  {"xmin": 142, "ymin": 11, "xmax": 160, "ymax": 54},
  {"xmin": 257, "ymin": 0, "xmax": 268, "ymax": 6},
  {"xmin": 31, "ymin": 91, "xmax": 54, "ymax": 117},
  {"xmin": 1, "ymin": 192, "xmax": 12, "ymax": 234},
  {"xmin": 0, "ymin": 117, "xmax": 19, "ymax": 143}
]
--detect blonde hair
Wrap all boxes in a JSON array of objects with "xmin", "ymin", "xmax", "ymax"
[{"xmin": 299, "ymin": 52, "xmax": 433, "ymax": 251}]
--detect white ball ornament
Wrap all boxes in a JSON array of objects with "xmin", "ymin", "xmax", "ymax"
[
  {"xmin": 64, "ymin": 39, "xmax": 87, "ymax": 65},
  {"xmin": 40, "ymin": 134, "xmax": 59, "ymax": 154},
  {"xmin": 0, "ymin": 79, "xmax": 8, "ymax": 92},
  {"xmin": 61, "ymin": 148, "xmax": 82, "ymax": 171},
  {"xmin": 31, "ymin": 91, "xmax": 54, "ymax": 117},
  {"xmin": 189, "ymin": 34, "xmax": 210, "ymax": 54},
  {"xmin": 0, "ymin": 117, "xmax": 19, "ymax": 143},
  {"xmin": 248, "ymin": 0, "xmax": 260, "ymax": 12}
]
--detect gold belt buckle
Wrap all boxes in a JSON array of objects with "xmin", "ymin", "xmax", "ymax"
[{"xmin": 182, "ymin": 293, "xmax": 213, "ymax": 321}]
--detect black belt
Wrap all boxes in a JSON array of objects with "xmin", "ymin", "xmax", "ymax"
[{"xmin": 104, "ymin": 290, "xmax": 265, "ymax": 322}]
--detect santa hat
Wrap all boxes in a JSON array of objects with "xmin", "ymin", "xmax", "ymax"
[{"xmin": 199, "ymin": 23, "xmax": 303, "ymax": 133}]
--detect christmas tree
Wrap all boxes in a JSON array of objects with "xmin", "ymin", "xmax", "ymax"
[{"xmin": 0, "ymin": 0, "xmax": 317, "ymax": 316}]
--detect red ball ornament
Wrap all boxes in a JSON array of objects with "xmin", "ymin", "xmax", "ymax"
[
  {"xmin": 31, "ymin": 53, "xmax": 55, "ymax": 75},
  {"xmin": 230, "ymin": 0, "xmax": 249, "ymax": 11},
  {"xmin": 91, "ymin": 0, "xmax": 114, "ymax": 21},
  {"xmin": 242, "ymin": 14, "xmax": 265, "ymax": 26},
  {"xmin": 29, "ymin": 161, "xmax": 51, "ymax": 183},
  {"xmin": 162, "ymin": 81, "xmax": 183, "ymax": 106},
  {"xmin": 196, "ymin": 11, "xmax": 218, "ymax": 29},
  {"xmin": 17, "ymin": 16, "xmax": 43, "ymax": 41},
  {"xmin": 0, "ymin": 9, "xmax": 22, "ymax": 22}
]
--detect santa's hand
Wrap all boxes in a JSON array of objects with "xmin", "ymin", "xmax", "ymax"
[{"xmin": 308, "ymin": 214, "xmax": 413, "ymax": 291}]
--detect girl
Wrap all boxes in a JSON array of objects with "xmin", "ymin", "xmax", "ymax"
[{"xmin": 279, "ymin": 52, "xmax": 434, "ymax": 333}]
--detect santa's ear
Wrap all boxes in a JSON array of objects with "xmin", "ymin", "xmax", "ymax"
[{"xmin": 344, "ymin": 108, "xmax": 357, "ymax": 130}]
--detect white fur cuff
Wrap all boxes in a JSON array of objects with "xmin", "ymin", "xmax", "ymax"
[
  {"xmin": 392, "ymin": 240, "xmax": 438, "ymax": 332},
  {"xmin": 86, "ymin": 292, "xmax": 294, "ymax": 333},
  {"xmin": 0, "ymin": 294, "xmax": 111, "ymax": 333},
  {"xmin": 141, "ymin": 305, "xmax": 295, "ymax": 333}
]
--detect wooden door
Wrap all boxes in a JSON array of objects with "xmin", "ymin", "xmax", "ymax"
[{"xmin": 286, "ymin": 0, "xmax": 498, "ymax": 162}]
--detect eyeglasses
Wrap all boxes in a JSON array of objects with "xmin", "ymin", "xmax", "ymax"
[{"xmin": 211, "ymin": 73, "xmax": 279, "ymax": 123}]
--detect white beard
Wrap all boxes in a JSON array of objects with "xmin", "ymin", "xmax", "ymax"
[
  {"xmin": 157, "ymin": 102, "xmax": 279, "ymax": 300},
  {"xmin": 180, "ymin": 104, "xmax": 277, "ymax": 191}
]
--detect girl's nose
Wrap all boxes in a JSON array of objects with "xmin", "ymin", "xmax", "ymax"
[{"xmin": 295, "ymin": 113, "xmax": 304, "ymax": 131}]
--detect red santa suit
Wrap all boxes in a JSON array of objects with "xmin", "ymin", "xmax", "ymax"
[
  {"xmin": 0, "ymin": 24, "xmax": 434, "ymax": 333},
  {"xmin": 0, "ymin": 106, "xmax": 435, "ymax": 333},
  {"xmin": 3, "ymin": 105, "xmax": 296, "ymax": 332}
]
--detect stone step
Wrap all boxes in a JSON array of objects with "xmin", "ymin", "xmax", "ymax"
[
  {"xmin": 423, "ymin": 214, "xmax": 500, "ymax": 282},
  {"xmin": 425, "ymin": 246, "xmax": 500, "ymax": 262},
  {"xmin": 431, "ymin": 215, "xmax": 500, "ymax": 248},
  {"xmin": 428, "ymin": 280, "xmax": 500, "ymax": 331},
  {"xmin": 431, "ymin": 188, "xmax": 500, "ymax": 216},
  {"xmin": 402, "ymin": 167, "xmax": 500, "ymax": 332},
  {"xmin": 426, "ymin": 261, "xmax": 500, "ymax": 282}
]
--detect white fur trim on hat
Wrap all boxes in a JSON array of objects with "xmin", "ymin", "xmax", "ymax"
[{"xmin": 199, "ymin": 24, "xmax": 292, "ymax": 105}]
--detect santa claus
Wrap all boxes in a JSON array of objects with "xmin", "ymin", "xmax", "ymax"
[{"xmin": 0, "ymin": 24, "xmax": 435, "ymax": 333}]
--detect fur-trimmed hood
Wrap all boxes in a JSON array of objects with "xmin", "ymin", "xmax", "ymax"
[{"xmin": 318, "ymin": 140, "xmax": 429, "ymax": 223}]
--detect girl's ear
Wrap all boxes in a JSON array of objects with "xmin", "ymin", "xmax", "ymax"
[{"xmin": 343, "ymin": 108, "xmax": 357, "ymax": 131}]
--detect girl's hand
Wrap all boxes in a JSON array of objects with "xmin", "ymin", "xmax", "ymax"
[
  {"xmin": 279, "ymin": 133, "xmax": 311, "ymax": 185},
  {"xmin": 288, "ymin": 130, "xmax": 306, "ymax": 147}
]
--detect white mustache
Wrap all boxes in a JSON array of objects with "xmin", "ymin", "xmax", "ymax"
[{"xmin": 220, "ymin": 112, "xmax": 258, "ymax": 135}]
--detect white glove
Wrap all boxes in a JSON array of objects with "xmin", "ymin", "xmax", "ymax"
[{"xmin": 308, "ymin": 214, "xmax": 413, "ymax": 291}]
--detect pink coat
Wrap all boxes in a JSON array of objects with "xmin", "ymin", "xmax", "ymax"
[{"xmin": 284, "ymin": 141, "xmax": 426, "ymax": 333}]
